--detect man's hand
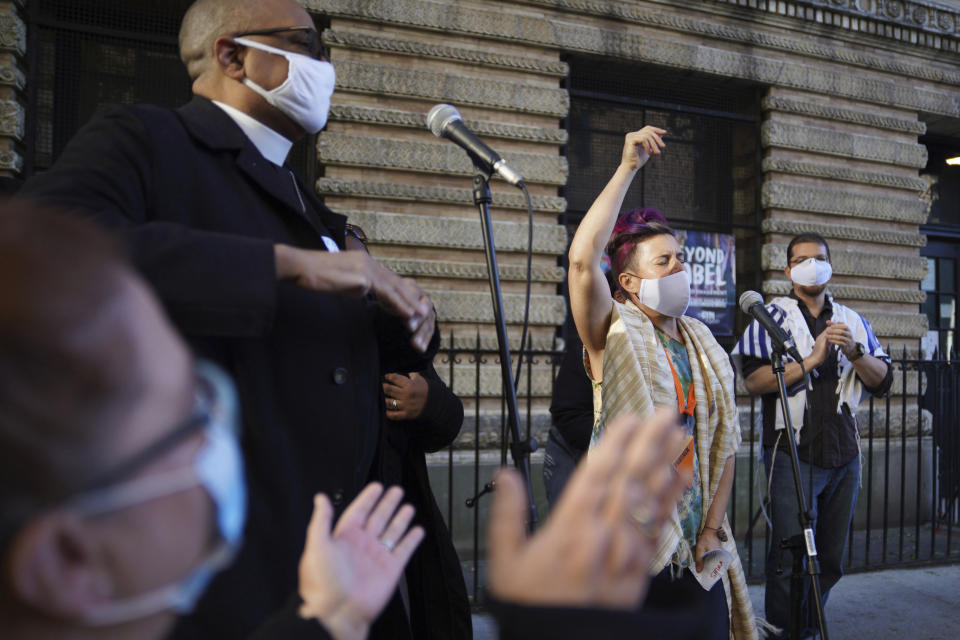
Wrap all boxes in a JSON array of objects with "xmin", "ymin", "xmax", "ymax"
[
  {"xmin": 621, "ymin": 126, "xmax": 666, "ymax": 171},
  {"xmin": 694, "ymin": 528, "xmax": 724, "ymax": 573},
  {"xmin": 383, "ymin": 372, "xmax": 429, "ymax": 421},
  {"xmin": 488, "ymin": 409, "xmax": 689, "ymax": 609},
  {"xmin": 275, "ymin": 245, "xmax": 435, "ymax": 352},
  {"xmin": 824, "ymin": 320, "xmax": 856, "ymax": 357},
  {"xmin": 297, "ymin": 484, "xmax": 424, "ymax": 640},
  {"xmin": 805, "ymin": 329, "xmax": 830, "ymax": 368}
]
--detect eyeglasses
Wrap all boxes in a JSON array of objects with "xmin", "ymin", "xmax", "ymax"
[
  {"xmin": 789, "ymin": 256, "xmax": 828, "ymax": 266},
  {"xmin": 233, "ymin": 26, "xmax": 329, "ymax": 60},
  {"xmin": 74, "ymin": 361, "xmax": 237, "ymax": 497}
]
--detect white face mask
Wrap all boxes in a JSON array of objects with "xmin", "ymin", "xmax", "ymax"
[
  {"xmin": 631, "ymin": 269, "xmax": 690, "ymax": 318},
  {"xmin": 234, "ymin": 37, "xmax": 336, "ymax": 134},
  {"xmin": 789, "ymin": 258, "xmax": 832, "ymax": 286},
  {"xmin": 69, "ymin": 362, "xmax": 246, "ymax": 627}
]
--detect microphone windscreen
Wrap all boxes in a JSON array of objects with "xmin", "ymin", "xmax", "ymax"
[
  {"xmin": 426, "ymin": 103, "xmax": 461, "ymax": 138},
  {"xmin": 738, "ymin": 290, "xmax": 764, "ymax": 314}
]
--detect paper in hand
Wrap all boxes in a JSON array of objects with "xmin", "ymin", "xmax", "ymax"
[{"xmin": 691, "ymin": 548, "xmax": 733, "ymax": 591}]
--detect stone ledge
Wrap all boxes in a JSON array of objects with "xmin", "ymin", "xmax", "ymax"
[
  {"xmin": 760, "ymin": 217, "xmax": 926, "ymax": 248},
  {"xmin": 342, "ymin": 209, "xmax": 567, "ymax": 253},
  {"xmin": 762, "ymin": 244, "xmax": 928, "ymax": 281},
  {"xmin": 380, "ymin": 257, "xmax": 564, "ymax": 283},
  {"xmin": 761, "ymin": 157, "xmax": 927, "ymax": 192},
  {"xmin": 316, "ymin": 178, "xmax": 567, "ymax": 212},
  {"xmin": 317, "ymin": 131, "xmax": 568, "ymax": 186},
  {"xmin": 761, "ymin": 182, "xmax": 927, "ymax": 224},
  {"xmin": 328, "ymin": 105, "xmax": 568, "ymax": 144},
  {"xmin": 761, "ymin": 95, "xmax": 926, "ymax": 134},
  {"xmin": 324, "ymin": 28, "xmax": 569, "ymax": 77},
  {"xmin": 761, "ymin": 122, "xmax": 928, "ymax": 168},
  {"xmin": 762, "ymin": 279, "xmax": 926, "ymax": 305},
  {"xmin": 425, "ymin": 289, "xmax": 567, "ymax": 325},
  {"xmin": 334, "ymin": 59, "xmax": 569, "ymax": 117}
]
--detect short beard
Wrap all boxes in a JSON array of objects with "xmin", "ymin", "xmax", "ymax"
[{"xmin": 794, "ymin": 283, "xmax": 827, "ymax": 298}]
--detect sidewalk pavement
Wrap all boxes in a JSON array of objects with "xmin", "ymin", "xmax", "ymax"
[{"xmin": 472, "ymin": 563, "xmax": 960, "ymax": 639}]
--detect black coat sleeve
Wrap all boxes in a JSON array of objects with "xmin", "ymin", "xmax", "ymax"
[
  {"xmin": 488, "ymin": 596, "xmax": 704, "ymax": 640},
  {"xmin": 20, "ymin": 105, "xmax": 279, "ymax": 337},
  {"xmin": 246, "ymin": 595, "xmax": 334, "ymax": 640}
]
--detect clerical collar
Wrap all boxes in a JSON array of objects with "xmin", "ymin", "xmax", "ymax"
[{"xmin": 212, "ymin": 100, "xmax": 293, "ymax": 166}]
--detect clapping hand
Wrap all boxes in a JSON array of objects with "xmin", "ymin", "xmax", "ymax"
[
  {"xmin": 297, "ymin": 484, "xmax": 424, "ymax": 640},
  {"xmin": 488, "ymin": 409, "xmax": 690, "ymax": 609}
]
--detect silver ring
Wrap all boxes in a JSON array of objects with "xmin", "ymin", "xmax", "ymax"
[
  {"xmin": 380, "ymin": 538, "xmax": 396, "ymax": 552},
  {"xmin": 391, "ymin": 398, "xmax": 398, "ymax": 410}
]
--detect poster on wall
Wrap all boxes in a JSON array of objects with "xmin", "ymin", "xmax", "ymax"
[{"xmin": 675, "ymin": 230, "xmax": 736, "ymax": 336}]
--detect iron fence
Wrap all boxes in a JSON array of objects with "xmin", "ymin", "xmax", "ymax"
[{"xmin": 429, "ymin": 337, "xmax": 960, "ymax": 602}]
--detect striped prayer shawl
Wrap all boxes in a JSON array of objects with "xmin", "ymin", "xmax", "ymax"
[
  {"xmin": 730, "ymin": 294, "xmax": 889, "ymax": 437},
  {"xmin": 596, "ymin": 301, "xmax": 758, "ymax": 640}
]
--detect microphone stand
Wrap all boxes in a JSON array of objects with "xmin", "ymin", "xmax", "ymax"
[
  {"xmin": 466, "ymin": 166, "xmax": 538, "ymax": 530},
  {"xmin": 770, "ymin": 348, "xmax": 828, "ymax": 640}
]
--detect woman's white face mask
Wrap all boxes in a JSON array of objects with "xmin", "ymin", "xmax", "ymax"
[
  {"xmin": 789, "ymin": 258, "xmax": 832, "ymax": 286},
  {"xmin": 628, "ymin": 269, "xmax": 691, "ymax": 318}
]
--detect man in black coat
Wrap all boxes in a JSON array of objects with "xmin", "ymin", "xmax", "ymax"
[{"xmin": 20, "ymin": 0, "xmax": 467, "ymax": 637}]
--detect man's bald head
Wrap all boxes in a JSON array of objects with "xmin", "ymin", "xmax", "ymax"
[{"xmin": 179, "ymin": 0, "xmax": 268, "ymax": 81}]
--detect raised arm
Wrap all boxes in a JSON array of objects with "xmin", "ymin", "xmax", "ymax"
[{"xmin": 567, "ymin": 127, "xmax": 665, "ymax": 378}]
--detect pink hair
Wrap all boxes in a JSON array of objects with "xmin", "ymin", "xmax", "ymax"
[{"xmin": 605, "ymin": 208, "xmax": 674, "ymax": 291}]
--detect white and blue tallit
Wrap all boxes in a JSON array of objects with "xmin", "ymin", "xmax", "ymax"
[{"xmin": 730, "ymin": 293, "xmax": 888, "ymax": 439}]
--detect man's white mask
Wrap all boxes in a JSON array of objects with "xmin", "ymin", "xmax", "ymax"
[
  {"xmin": 789, "ymin": 258, "xmax": 832, "ymax": 286},
  {"xmin": 235, "ymin": 37, "xmax": 335, "ymax": 134}
]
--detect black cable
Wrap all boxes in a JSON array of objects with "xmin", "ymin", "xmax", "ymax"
[{"xmin": 513, "ymin": 184, "xmax": 534, "ymax": 391}]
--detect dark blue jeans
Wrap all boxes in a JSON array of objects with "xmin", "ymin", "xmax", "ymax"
[{"xmin": 763, "ymin": 446, "xmax": 860, "ymax": 638}]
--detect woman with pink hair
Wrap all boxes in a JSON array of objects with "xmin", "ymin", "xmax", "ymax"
[{"xmin": 567, "ymin": 128, "xmax": 758, "ymax": 639}]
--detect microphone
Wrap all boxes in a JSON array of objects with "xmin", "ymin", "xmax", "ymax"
[
  {"xmin": 426, "ymin": 104, "xmax": 524, "ymax": 187},
  {"xmin": 738, "ymin": 291, "xmax": 804, "ymax": 364}
]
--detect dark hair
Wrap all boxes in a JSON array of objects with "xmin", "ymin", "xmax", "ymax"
[
  {"xmin": 0, "ymin": 199, "xmax": 141, "ymax": 560},
  {"xmin": 605, "ymin": 208, "xmax": 675, "ymax": 289},
  {"xmin": 787, "ymin": 232, "xmax": 831, "ymax": 264}
]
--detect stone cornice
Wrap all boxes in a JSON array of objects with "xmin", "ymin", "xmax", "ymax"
[
  {"xmin": 0, "ymin": 148, "xmax": 21, "ymax": 172},
  {"xmin": 761, "ymin": 157, "xmax": 928, "ymax": 192},
  {"xmin": 316, "ymin": 178, "xmax": 567, "ymax": 212},
  {"xmin": 723, "ymin": 0, "xmax": 960, "ymax": 40},
  {"xmin": 334, "ymin": 59, "xmax": 569, "ymax": 116},
  {"xmin": 761, "ymin": 95, "xmax": 926, "ymax": 134},
  {"xmin": 309, "ymin": 1, "xmax": 960, "ymax": 112},
  {"xmin": 0, "ymin": 98, "xmax": 23, "ymax": 139},
  {"xmin": 0, "ymin": 7, "xmax": 25, "ymax": 56},
  {"xmin": 341, "ymin": 210, "xmax": 568, "ymax": 253},
  {"xmin": 760, "ymin": 217, "xmax": 926, "ymax": 247},
  {"xmin": 0, "ymin": 60, "xmax": 24, "ymax": 90},
  {"xmin": 328, "ymin": 105, "xmax": 568, "ymax": 144},
  {"xmin": 532, "ymin": 0, "xmax": 960, "ymax": 70},
  {"xmin": 426, "ymin": 289, "xmax": 567, "ymax": 325},
  {"xmin": 762, "ymin": 279, "xmax": 927, "ymax": 304},
  {"xmin": 324, "ymin": 28, "xmax": 569, "ymax": 77},
  {"xmin": 761, "ymin": 122, "xmax": 928, "ymax": 168},
  {"xmin": 761, "ymin": 182, "xmax": 928, "ymax": 224},
  {"xmin": 379, "ymin": 256, "xmax": 564, "ymax": 283},
  {"xmin": 762, "ymin": 243, "xmax": 929, "ymax": 280},
  {"xmin": 317, "ymin": 131, "xmax": 568, "ymax": 185}
]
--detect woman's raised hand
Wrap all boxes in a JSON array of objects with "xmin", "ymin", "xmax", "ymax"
[{"xmin": 621, "ymin": 126, "xmax": 667, "ymax": 171}]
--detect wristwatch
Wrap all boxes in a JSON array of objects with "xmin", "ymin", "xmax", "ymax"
[{"xmin": 848, "ymin": 342, "xmax": 865, "ymax": 362}]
